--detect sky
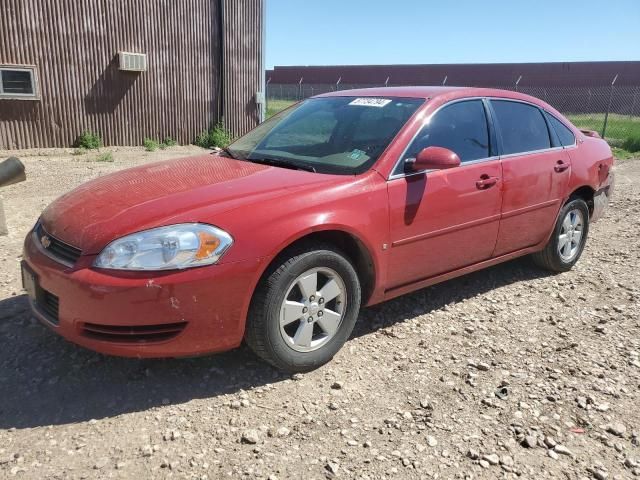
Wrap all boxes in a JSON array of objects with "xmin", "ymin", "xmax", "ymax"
[{"xmin": 266, "ymin": 0, "xmax": 640, "ymax": 69}]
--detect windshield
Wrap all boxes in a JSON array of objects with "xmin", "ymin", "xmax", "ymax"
[{"xmin": 227, "ymin": 96, "xmax": 424, "ymax": 174}]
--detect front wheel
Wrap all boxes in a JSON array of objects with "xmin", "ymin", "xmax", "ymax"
[
  {"xmin": 245, "ymin": 244, "xmax": 361, "ymax": 372},
  {"xmin": 532, "ymin": 198, "xmax": 590, "ymax": 272}
]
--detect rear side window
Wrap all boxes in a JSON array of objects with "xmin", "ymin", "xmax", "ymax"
[
  {"xmin": 403, "ymin": 100, "xmax": 490, "ymax": 163},
  {"xmin": 491, "ymin": 100, "xmax": 551, "ymax": 155},
  {"xmin": 546, "ymin": 113, "xmax": 576, "ymax": 147}
]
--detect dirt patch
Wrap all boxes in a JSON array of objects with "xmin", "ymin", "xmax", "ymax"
[{"xmin": 0, "ymin": 149, "xmax": 638, "ymax": 479}]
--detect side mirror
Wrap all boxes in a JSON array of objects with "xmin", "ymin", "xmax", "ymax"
[{"xmin": 405, "ymin": 146, "xmax": 461, "ymax": 173}]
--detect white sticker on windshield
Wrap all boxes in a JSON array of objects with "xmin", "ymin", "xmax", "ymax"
[{"xmin": 349, "ymin": 98, "xmax": 392, "ymax": 108}]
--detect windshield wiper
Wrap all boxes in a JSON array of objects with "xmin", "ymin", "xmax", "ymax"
[
  {"xmin": 247, "ymin": 157, "xmax": 316, "ymax": 173},
  {"xmin": 211, "ymin": 146, "xmax": 239, "ymax": 159}
]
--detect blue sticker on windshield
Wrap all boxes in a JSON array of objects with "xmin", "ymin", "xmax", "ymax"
[{"xmin": 349, "ymin": 149, "xmax": 366, "ymax": 160}]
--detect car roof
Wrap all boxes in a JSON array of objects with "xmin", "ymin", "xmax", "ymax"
[{"xmin": 316, "ymin": 86, "xmax": 545, "ymax": 105}]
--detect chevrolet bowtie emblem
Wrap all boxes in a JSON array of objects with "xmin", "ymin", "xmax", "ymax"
[{"xmin": 41, "ymin": 235, "xmax": 52, "ymax": 249}]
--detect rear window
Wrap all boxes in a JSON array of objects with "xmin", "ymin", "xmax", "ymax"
[
  {"xmin": 491, "ymin": 100, "xmax": 551, "ymax": 155},
  {"xmin": 546, "ymin": 113, "xmax": 576, "ymax": 147}
]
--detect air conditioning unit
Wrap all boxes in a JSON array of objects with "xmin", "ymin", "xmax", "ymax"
[{"xmin": 118, "ymin": 52, "xmax": 147, "ymax": 72}]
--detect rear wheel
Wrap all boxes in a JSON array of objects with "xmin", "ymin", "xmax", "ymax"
[
  {"xmin": 245, "ymin": 244, "xmax": 361, "ymax": 372},
  {"xmin": 532, "ymin": 198, "xmax": 590, "ymax": 272}
]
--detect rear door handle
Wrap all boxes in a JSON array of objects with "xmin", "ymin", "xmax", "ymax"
[
  {"xmin": 476, "ymin": 175, "xmax": 499, "ymax": 190},
  {"xmin": 554, "ymin": 160, "xmax": 570, "ymax": 173}
]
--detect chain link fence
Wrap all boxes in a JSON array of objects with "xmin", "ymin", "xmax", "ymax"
[{"xmin": 267, "ymin": 83, "xmax": 640, "ymax": 148}]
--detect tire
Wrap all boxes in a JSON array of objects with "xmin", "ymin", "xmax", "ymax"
[
  {"xmin": 245, "ymin": 243, "xmax": 362, "ymax": 372},
  {"xmin": 532, "ymin": 198, "xmax": 590, "ymax": 272}
]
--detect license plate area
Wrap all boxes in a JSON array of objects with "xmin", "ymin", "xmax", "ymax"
[
  {"xmin": 21, "ymin": 261, "xmax": 38, "ymax": 301},
  {"xmin": 20, "ymin": 262, "xmax": 60, "ymax": 325}
]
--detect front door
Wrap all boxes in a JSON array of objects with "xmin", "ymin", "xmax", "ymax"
[{"xmin": 386, "ymin": 99, "xmax": 503, "ymax": 290}]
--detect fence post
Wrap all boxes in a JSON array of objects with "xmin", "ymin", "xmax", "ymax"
[
  {"xmin": 442, "ymin": 75, "xmax": 447, "ymax": 86},
  {"xmin": 336, "ymin": 76, "xmax": 342, "ymax": 92},
  {"xmin": 515, "ymin": 75, "xmax": 522, "ymax": 92},
  {"xmin": 630, "ymin": 86, "xmax": 638, "ymax": 118},
  {"xmin": 385, "ymin": 76, "xmax": 390, "ymax": 87},
  {"xmin": 298, "ymin": 77, "xmax": 304, "ymax": 100},
  {"xmin": 601, "ymin": 73, "xmax": 618, "ymax": 139}
]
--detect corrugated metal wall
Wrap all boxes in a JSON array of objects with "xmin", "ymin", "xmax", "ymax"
[
  {"xmin": 0, "ymin": 0, "xmax": 264, "ymax": 149},
  {"xmin": 221, "ymin": 0, "xmax": 264, "ymax": 136}
]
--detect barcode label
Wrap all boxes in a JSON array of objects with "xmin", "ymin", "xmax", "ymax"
[{"xmin": 349, "ymin": 98, "xmax": 392, "ymax": 107}]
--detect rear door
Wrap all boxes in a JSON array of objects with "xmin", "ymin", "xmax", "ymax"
[
  {"xmin": 490, "ymin": 99, "xmax": 571, "ymax": 256},
  {"xmin": 386, "ymin": 99, "xmax": 503, "ymax": 289}
]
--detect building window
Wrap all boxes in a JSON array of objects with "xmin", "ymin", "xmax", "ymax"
[{"xmin": 0, "ymin": 66, "xmax": 39, "ymax": 100}]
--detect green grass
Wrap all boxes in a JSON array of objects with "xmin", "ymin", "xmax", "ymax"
[
  {"xmin": 266, "ymin": 99, "xmax": 296, "ymax": 118},
  {"xmin": 612, "ymin": 147, "xmax": 638, "ymax": 160},
  {"xmin": 566, "ymin": 113, "xmax": 640, "ymax": 143},
  {"xmin": 621, "ymin": 134, "xmax": 640, "ymax": 153}
]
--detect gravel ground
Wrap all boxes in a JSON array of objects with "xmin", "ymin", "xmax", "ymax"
[{"xmin": 0, "ymin": 148, "xmax": 638, "ymax": 480}]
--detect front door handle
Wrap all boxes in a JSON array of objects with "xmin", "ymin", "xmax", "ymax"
[
  {"xmin": 554, "ymin": 160, "xmax": 570, "ymax": 173},
  {"xmin": 476, "ymin": 174, "xmax": 498, "ymax": 190}
]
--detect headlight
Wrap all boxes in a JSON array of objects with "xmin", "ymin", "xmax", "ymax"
[{"xmin": 94, "ymin": 223, "xmax": 233, "ymax": 270}]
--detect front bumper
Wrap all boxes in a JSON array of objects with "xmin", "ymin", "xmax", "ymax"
[{"xmin": 22, "ymin": 229, "xmax": 263, "ymax": 358}]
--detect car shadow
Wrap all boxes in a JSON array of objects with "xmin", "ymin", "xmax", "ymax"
[{"xmin": 0, "ymin": 257, "xmax": 550, "ymax": 429}]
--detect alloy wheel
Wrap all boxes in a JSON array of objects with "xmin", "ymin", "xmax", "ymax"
[
  {"xmin": 557, "ymin": 208, "xmax": 584, "ymax": 262},
  {"xmin": 279, "ymin": 267, "xmax": 347, "ymax": 352}
]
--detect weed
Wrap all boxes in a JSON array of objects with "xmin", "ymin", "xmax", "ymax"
[
  {"xmin": 143, "ymin": 138, "xmax": 159, "ymax": 152},
  {"xmin": 96, "ymin": 152, "xmax": 114, "ymax": 162},
  {"xmin": 75, "ymin": 131, "xmax": 102, "ymax": 150},
  {"xmin": 194, "ymin": 123, "xmax": 233, "ymax": 149},
  {"xmin": 161, "ymin": 137, "xmax": 177, "ymax": 149}
]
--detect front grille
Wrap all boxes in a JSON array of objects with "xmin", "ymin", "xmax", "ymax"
[
  {"xmin": 35, "ymin": 223, "xmax": 82, "ymax": 265},
  {"xmin": 81, "ymin": 322, "xmax": 187, "ymax": 343}
]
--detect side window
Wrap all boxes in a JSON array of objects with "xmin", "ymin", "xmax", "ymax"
[
  {"xmin": 491, "ymin": 100, "xmax": 551, "ymax": 155},
  {"xmin": 546, "ymin": 113, "xmax": 576, "ymax": 147},
  {"xmin": 402, "ymin": 100, "xmax": 490, "ymax": 164}
]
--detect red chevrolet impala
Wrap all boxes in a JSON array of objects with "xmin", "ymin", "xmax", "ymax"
[{"xmin": 22, "ymin": 87, "xmax": 614, "ymax": 371}]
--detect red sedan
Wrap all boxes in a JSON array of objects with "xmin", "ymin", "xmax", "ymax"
[{"xmin": 22, "ymin": 87, "xmax": 614, "ymax": 371}]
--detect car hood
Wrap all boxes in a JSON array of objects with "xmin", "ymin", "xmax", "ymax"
[{"xmin": 40, "ymin": 154, "xmax": 338, "ymax": 254}]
